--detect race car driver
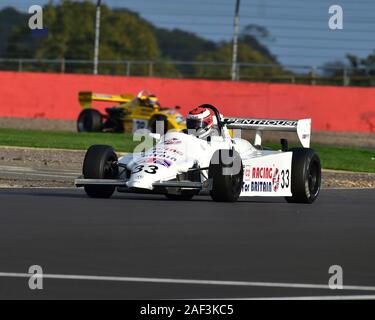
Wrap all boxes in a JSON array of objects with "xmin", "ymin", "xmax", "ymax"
[
  {"xmin": 137, "ymin": 89, "xmax": 161, "ymax": 108},
  {"xmin": 185, "ymin": 106, "xmax": 218, "ymax": 139}
]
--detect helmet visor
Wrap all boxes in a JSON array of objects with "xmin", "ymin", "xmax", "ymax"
[
  {"xmin": 186, "ymin": 118, "xmax": 210, "ymax": 130},
  {"xmin": 146, "ymin": 97, "xmax": 159, "ymax": 106}
]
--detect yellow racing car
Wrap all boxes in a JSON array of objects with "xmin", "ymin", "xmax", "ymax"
[{"xmin": 77, "ymin": 89, "xmax": 185, "ymax": 133}]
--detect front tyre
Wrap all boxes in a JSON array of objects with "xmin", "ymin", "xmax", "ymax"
[
  {"xmin": 209, "ymin": 149, "xmax": 243, "ymax": 202},
  {"xmin": 285, "ymin": 148, "xmax": 321, "ymax": 204},
  {"xmin": 82, "ymin": 145, "xmax": 118, "ymax": 198}
]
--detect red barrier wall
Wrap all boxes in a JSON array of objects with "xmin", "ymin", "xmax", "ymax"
[{"xmin": 0, "ymin": 71, "xmax": 374, "ymax": 132}]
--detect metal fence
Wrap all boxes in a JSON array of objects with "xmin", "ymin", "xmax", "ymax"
[{"xmin": 0, "ymin": 58, "xmax": 374, "ymax": 86}]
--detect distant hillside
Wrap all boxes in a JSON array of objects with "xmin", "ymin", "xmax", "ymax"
[
  {"xmin": 0, "ymin": 3, "xmax": 283, "ymax": 79},
  {"xmin": 2, "ymin": 5, "xmax": 276, "ymax": 61},
  {"xmin": 152, "ymin": 28, "xmax": 217, "ymax": 61}
]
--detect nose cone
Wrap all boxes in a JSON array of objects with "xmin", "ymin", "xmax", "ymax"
[
  {"xmin": 125, "ymin": 131, "xmax": 200, "ymax": 190},
  {"xmin": 126, "ymin": 162, "xmax": 174, "ymax": 190}
]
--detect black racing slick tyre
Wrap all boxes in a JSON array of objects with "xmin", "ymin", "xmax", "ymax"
[
  {"xmin": 149, "ymin": 115, "xmax": 168, "ymax": 134},
  {"xmin": 209, "ymin": 149, "xmax": 243, "ymax": 202},
  {"xmin": 285, "ymin": 148, "xmax": 321, "ymax": 204},
  {"xmin": 77, "ymin": 109, "xmax": 103, "ymax": 132},
  {"xmin": 82, "ymin": 145, "xmax": 118, "ymax": 198}
]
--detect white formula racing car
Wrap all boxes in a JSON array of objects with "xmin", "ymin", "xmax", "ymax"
[{"xmin": 75, "ymin": 105, "xmax": 321, "ymax": 203}]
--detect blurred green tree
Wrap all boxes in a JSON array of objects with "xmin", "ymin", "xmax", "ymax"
[
  {"xmin": 194, "ymin": 42, "xmax": 285, "ymax": 81},
  {"xmin": 192, "ymin": 24, "xmax": 287, "ymax": 81},
  {"xmin": 6, "ymin": 0, "xmax": 179, "ymax": 76},
  {"xmin": 323, "ymin": 51, "xmax": 375, "ymax": 86}
]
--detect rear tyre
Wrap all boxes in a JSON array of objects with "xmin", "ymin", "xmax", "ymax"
[
  {"xmin": 82, "ymin": 145, "xmax": 118, "ymax": 198},
  {"xmin": 149, "ymin": 115, "xmax": 168, "ymax": 134},
  {"xmin": 77, "ymin": 109, "xmax": 103, "ymax": 132},
  {"xmin": 285, "ymin": 148, "xmax": 321, "ymax": 204},
  {"xmin": 209, "ymin": 149, "xmax": 243, "ymax": 202}
]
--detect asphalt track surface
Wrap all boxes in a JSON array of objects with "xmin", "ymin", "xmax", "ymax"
[{"xmin": 0, "ymin": 187, "xmax": 375, "ymax": 299}]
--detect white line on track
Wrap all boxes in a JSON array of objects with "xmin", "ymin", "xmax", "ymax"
[
  {"xmin": 212, "ymin": 295, "xmax": 375, "ymax": 300},
  {"xmin": 0, "ymin": 186, "xmax": 76, "ymax": 189},
  {"xmin": 1, "ymin": 272, "xmax": 375, "ymax": 292},
  {"xmin": 0, "ymin": 172, "xmax": 76, "ymax": 179},
  {"xmin": 0, "ymin": 165, "xmax": 78, "ymax": 174},
  {"xmin": 322, "ymin": 187, "xmax": 375, "ymax": 190},
  {"xmin": 0, "ymin": 185, "xmax": 374, "ymax": 193}
]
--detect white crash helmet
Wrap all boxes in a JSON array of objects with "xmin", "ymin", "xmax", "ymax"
[{"xmin": 186, "ymin": 106, "xmax": 217, "ymax": 139}]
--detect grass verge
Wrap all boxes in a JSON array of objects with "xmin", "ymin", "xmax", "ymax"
[
  {"xmin": 265, "ymin": 143, "xmax": 375, "ymax": 173},
  {"xmin": 0, "ymin": 128, "xmax": 374, "ymax": 173},
  {"xmin": 0, "ymin": 128, "xmax": 137, "ymax": 152},
  {"xmin": 311, "ymin": 145, "xmax": 375, "ymax": 173}
]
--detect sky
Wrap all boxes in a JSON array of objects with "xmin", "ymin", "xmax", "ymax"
[{"xmin": 2, "ymin": 0, "xmax": 375, "ymax": 68}]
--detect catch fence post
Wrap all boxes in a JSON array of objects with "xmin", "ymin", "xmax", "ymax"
[
  {"xmin": 126, "ymin": 61, "xmax": 131, "ymax": 76},
  {"xmin": 18, "ymin": 59, "xmax": 23, "ymax": 72}
]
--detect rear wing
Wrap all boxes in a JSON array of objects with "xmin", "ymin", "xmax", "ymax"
[
  {"xmin": 224, "ymin": 117, "xmax": 311, "ymax": 148},
  {"xmin": 78, "ymin": 91, "xmax": 135, "ymax": 108}
]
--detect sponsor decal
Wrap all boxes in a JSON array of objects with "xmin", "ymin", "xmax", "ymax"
[
  {"xmin": 96, "ymin": 94, "xmax": 115, "ymax": 99},
  {"xmin": 137, "ymin": 146, "xmax": 183, "ymax": 168},
  {"xmin": 165, "ymin": 147, "xmax": 183, "ymax": 155},
  {"xmin": 242, "ymin": 165, "xmax": 281, "ymax": 193},
  {"xmin": 148, "ymin": 150, "xmax": 177, "ymax": 162},
  {"xmin": 138, "ymin": 157, "xmax": 172, "ymax": 168},
  {"xmin": 225, "ymin": 118, "xmax": 297, "ymax": 127},
  {"xmin": 252, "ymin": 167, "xmax": 273, "ymax": 179},
  {"xmin": 163, "ymin": 138, "xmax": 181, "ymax": 145},
  {"xmin": 242, "ymin": 182, "xmax": 250, "ymax": 192},
  {"xmin": 272, "ymin": 168, "xmax": 280, "ymax": 192},
  {"xmin": 244, "ymin": 165, "xmax": 251, "ymax": 182},
  {"xmin": 242, "ymin": 181, "xmax": 272, "ymax": 193},
  {"xmin": 133, "ymin": 119, "xmax": 148, "ymax": 130},
  {"xmin": 151, "ymin": 147, "xmax": 183, "ymax": 156},
  {"xmin": 251, "ymin": 180, "xmax": 272, "ymax": 192}
]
